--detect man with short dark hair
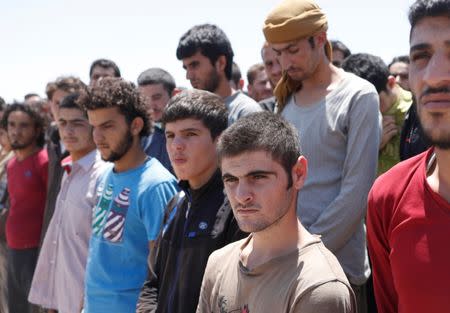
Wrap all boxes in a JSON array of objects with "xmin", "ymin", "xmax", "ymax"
[
  {"xmin": 342, "ymin": 53, "xmax": 413, "ymax": 174},
  {"xmin": 388, "ymin": 55, "xmax": 410, "ymax": 91},
  {"xmin": 79, "ymin": 78, "xmax": 178, "ymax": 312},
  {"xmin": 29, "ymin": 93, "xmax": 108, "ymax": 313},
  {"xmin": 137, "ymin": 89, "xmax": 245, "ymax": 313},
  {"xmin": 367, "ymin": 1, "xmax": 450, "ymax": 312},
  {"xmin": 2, "ymin": 103, "xmax": 48, "ymax": 313},
  {"xmin": 230, "ymin": 62, "xmax": 244, "ymax": 91},
  {"xmin": 263, "ymin": 1, "xmax": 381, "ymax": 311},
  {"xmin": 89, "ymin": 58, "xmax": 121, "ymax": 86},
  {"xmin": 176, "ymin": 23, "xmax": 261, "ymax": 124},
  {"xmin": 41, "ymin": 77, "xmax": 86, "ymax": 247},
  {"xmin": 137, "ymin": 68, "xmax": 175, "ymax": 171},
  {"xmin": 197, "ymin": 112, "xmax": 355, "ymax": 313},
  {"xmin": 246, "ymin": 63, "xmax": 273, "ymax": 102},
  {"xmin": 331, "ymin": 40, "xmax": 351, "ymax": 67}
]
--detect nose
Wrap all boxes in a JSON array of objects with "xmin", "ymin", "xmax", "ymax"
[
  {"xmin": 186, "ymin": 68, "xmax": 194, "ymax": 81},
  {"xmin": 92, "ymin": 127, "xmax": 103, "ymax": 144},
  {"xmin": 171, "ymin": 136, "xmax": 185, "ymax": 151},
  {"xmin": 422, "ymin": 51, "xmax": 450, "ymax": 88},
  {"xmin": 234, "ymin": 181, "xmax": 253, "ymax": 205}
]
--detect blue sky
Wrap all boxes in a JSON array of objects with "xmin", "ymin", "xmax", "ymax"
[{"xmin": 1, "ymin": 0, "xmax": 414, "ymax": 102}]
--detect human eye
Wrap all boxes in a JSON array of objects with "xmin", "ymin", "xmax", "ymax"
[
  {"xmin": 165, "ymin": 132, "xmax": 174, "ymax": 140},
  {"xmin": 223, "ymin": 176, "xmax": 238, "ymax": 184},
  {"xmin": 411, "ymin": 51, "xmax": 431, "ymax": 65}
]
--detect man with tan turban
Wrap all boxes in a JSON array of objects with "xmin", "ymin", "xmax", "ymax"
[{"xmin": 263, "ymin": 1, "xmax": 381, "ymax": 312}]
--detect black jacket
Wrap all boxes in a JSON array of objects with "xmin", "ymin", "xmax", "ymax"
[{"xmin": 137, "ymin": 170, "xmax": 245, "ymax": 313}]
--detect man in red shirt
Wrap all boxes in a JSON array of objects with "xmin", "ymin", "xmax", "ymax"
[
  {"xmin": 2, "ymin": 103, "xmax": 48, "ymax": 313},
  {"xmin": 367, "ymin": 0, "xmax": 450, "ymax": 312}
]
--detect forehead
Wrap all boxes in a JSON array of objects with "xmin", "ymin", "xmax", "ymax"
[
  {"xmin": 262, "ymin": 46, "xmax": 277, "ymax": 61},
  {"xmin": 59, "ymin": 107, "xmax": 87, "ymax": 120},
  {"xmin": 389, "ymin": 62, "xmax": 408, "ymax": 73},
  {"xmin": 87, "ymin": 106, "xmax": 125, "ymax": 125},
  {"xmin": 165, "ymin": 117, "xmax": 208, "ymax": 132},
  {"xmin": 139, "ymin": 83, "xmax": 167, "ymax": 96},
  {"xmin": 221, "ymin": 150, "xmax": 281, "ymax": 175},
  {"xmin": 182, "ymin": 50, "xmax": 210, "ymax": 64},
  {"xmin": 8, "ymin": 110, "xmax": 33, "ymax": 123},
  {"xmin": 91, "ymin": 66, "xmax": 115, "ymax": 77},
  {"xmin": 52, "ymin": 89, "xmax": 70, "ymax": 102},
  {"xmin": 410, "ymin": 16, "xmax": 450, "ymax": 47},
  {"xmin": 270, "ymin": 39, "xmax": 302, "ymax": 51}
]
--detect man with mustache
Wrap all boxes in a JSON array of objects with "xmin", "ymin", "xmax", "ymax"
[
  {"xmin": 367, "ymin": 0, "xmax": 450, "ymax": 312},
  {"xmin": 262, "ymin": 1, "xmax": 381, "ymax": 311}
]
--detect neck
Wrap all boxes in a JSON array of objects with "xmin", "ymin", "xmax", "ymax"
[
  {"xmin": 113, "ymin": 137, "xmax": 147, "ymax": 173},
  {"xmin": 242, "ymin": 202, "xmax": 313, "ymax": 269},
  {"xmin": 214, "ymin": 77, "xmax": 233, "ymax": 99},
  {"xmin": 14, "ymin": 143, "xmax": 39, "ymax": 161},
  {"xmin": 428, "ymin": 148, "xmax": 450, "ymax": 202},
  {"xmin": 189, "ymin": 163, "xmax": 218, "ymax": 190},
  {"xmin": 70, "ymin": 146, "xmax": 96, "ymax": 162}
]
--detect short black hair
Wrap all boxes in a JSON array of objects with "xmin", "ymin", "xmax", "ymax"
[
  {"xmin": 137, "ymin": 68, "xmax": 176, "ymax": 96},
  {"xmin": 89, "ymin": 59, "xmax": 121, "ymax": 78},
  {"xmin": 409, "ymin": 0, "xmax": 450, "ymax": 31},
  {"xmin": 388, "ymin": 55, "xmax": 410, "ymax": 69},
  {"xmin": 176, "ymin": 24, "xmax": 234, "ymax": 80},
  {"xmin": 162, "ymin": 89, "xmax": 228, "ymax": 140},
  {"xmin": 78, "ymin": 77, "xmax": 151, "ymax": 137},
  {"xmin": 231, "ymin": 62, "xmax": 242, "ymax": 88},
  {"xmin": 217, "ymin": 111, "xmax": 300, "ymax": 187},
  {"xmin": 24, "ymin": 93, "xmax": 40, "ymax": 101},
  {"xmin": 59, "ymin": 93, "xmax": 87, "ymax": 117},
  {"xmin": 342, "ymin": 53, "xmax": 389, "ymax": 94},
  {"xmin": 330, "ymin": 40, "xmax": 351, "ymax": 58},
  {"xmin": 1, "ymin": 102, "xmax": 46, "ymax": 147},
  {"xmin": 247, "ymin": 63, "xmax": 265, "ymax": 85}
]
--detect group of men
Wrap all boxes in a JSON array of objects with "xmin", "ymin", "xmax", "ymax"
[{"xmin": 0, "ymin": 0, "xmax": 448, "ymax": 312}]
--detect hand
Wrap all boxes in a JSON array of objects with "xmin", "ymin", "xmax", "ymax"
[{"xmin": 379, "ymin": 115, "xmax": 398, "ymax": 150}]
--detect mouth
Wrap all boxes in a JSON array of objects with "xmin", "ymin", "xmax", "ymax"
[
  {"xmin": 172, "ymin": 157, "xmax": 187, "ymax": 165},
  {"xmin": 421, "ymin": 93, "xmax": 450, "ymax": 111}
]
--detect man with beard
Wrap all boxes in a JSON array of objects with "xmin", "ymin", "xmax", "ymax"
[
  {"xmin": 262, "ymin": 1, "xmax": 381, "ymax": 311},
  {"xmin": 367, "ymin": 0, "xmax": 450, "ymax": 312},
  {"xmin": 2, "ymin": 103, "xmax": 48, "ymax": 313},
  {"xmin": 176, "ymin": 23, "xmax": 261, "ymax": 125},
  {"xmin": 79, "ymin": 78, "xmax": 178, "ymax": 312}
]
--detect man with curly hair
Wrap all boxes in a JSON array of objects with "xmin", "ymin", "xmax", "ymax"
[{"xmin": 79, "ymin": 78, "xmax": 178, "ymax": 312}]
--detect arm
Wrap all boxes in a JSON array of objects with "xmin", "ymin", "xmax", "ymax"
[
  {"xmin": 366, "ymin": 188, "xmax": 398, "ymax": 313},
  {"xmin": 136, "ymin": 240, "xmax": 160, "ymax": 313},
  {"xmin": 309, "ymin": 91, "xmax": 381, "ymax": 252},
  {"xmin": 291, "ymin": 281, "xmax": 356, "ymax": 313}
]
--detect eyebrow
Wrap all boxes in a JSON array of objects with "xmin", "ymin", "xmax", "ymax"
[
  {"xmin": 410, "ymin": 40, "xmax": 450, "ymax": 53},
  {"xmin": 222, "ymin": 170, "xmax": 277, "ymax": 180},
  {"xmin": 272, "ymin": 42, "xmax": 297, "ymax": 53}
]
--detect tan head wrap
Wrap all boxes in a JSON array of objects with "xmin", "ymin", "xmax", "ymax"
[{"xmin": 263, "ymin": 0, "xmax": 332, "ymax": 110}]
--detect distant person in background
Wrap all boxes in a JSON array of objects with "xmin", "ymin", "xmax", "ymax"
[
  {"xmin": 331, "ymin": 40, "xmax": 351, "ymax": 67},
  {"xmin": 137, "ymin": 67, "xmax": 174, "ymax": 171},
  {"xmin": 2, "ymin": 103, "xmax": 48, "ymax": 313},
  {"xmin": 176, "ymin": 23, "xmax": 261, "ymax": 124},
  {"xmin": 342, "ymin": 53, "xmax": 412, "ymax": 175},
  {"xmin": 230, "ymin": 62, "xmax": 244, "ymax": 91},
  {"xmin": 259, "ymin": 42, "xmax": 282, "ymax": 111},
  {"xmin": 388, "ymin": 55, "xmax": 410, "ymax": 91},
  {"xmin": 28, "ymin": 93, "xmax": 107, "ymax": 313},
  {"xmin": 246, "ymin": 63, "xmax": 273, "ymax": 102},
  {"xmin": 41, "ymin": 77, "xmax": 86, "ymax": 247},
  {"xmin": 89, "ymin": 58, "xmax": 121, "ymax": 87}
]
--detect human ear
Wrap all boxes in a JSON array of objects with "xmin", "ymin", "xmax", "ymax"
[{"xmin": 291, "ymin": 156, "xmax": 308, "ymax": 190}]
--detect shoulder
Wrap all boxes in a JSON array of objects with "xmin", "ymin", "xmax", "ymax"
[
  {"xmin": 231, "ymin": 92, "xmax": 262, "ymax": 110},
  {"xmin": 370, "ymin": 149, "xmax": 428, "ymax": 200},
  {"xmin": 208, "ymin": 237, "xmax": 246, "ymax": 265},
  {"xmin": 341, "ymin": 71, "xmax": 378, "ymax": 96},
  {"xmin": 36, "ymin": 149, "xmax": 49, "ymax": 164},
  {"xmin": 140, "ymin": 158, "xmax": 177, "ymax": 186}
]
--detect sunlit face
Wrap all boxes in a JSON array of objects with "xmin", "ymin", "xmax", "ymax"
[
  {"xmin": 49, "ymin": 89, "xmax": 69, "ymax": 122},
  {"xmin": 182, "ymin": 51, "xmax": 221, "ymax": 92},
  {"xmin": 262, "ymin": 45, "xmax": 282, "ymax": 88},
  {"xmin": 90, "ymin": 66, "xmax": 116, "ymax": 87},
  {"xmin": 248, "ymin": 70, "xmax": 273, "ymax": 102},
  {"xmin": 139, "ymin": 83, "xmax": 171, "ymax": 122},
  {"xmin": 271, "ymin": 37, "xmax": 320, "ymax": 83},
  {"xmin": 88, "ymin": 107, "xmax": 134, "ymax": 162},
  {"xmin": 409, "ymin": 16, "xmax": 450, "ymax": 149},
  {"xmin": 221, "ymin": 151, "xmax": 305, "ymax": 233},
  {"xmin": 58, "ymin": 107, "xmax": 95, "ymax": 160},
  {"xmin": 7, "ymin": 111, "xmax": 38, "ymax": 150},
  {"xmin": 165, "ymin": 118, "xmax": 218, "ymax": 188},
  {"xmin": 389, "ymin": 61, "xmax": 410, "ymax": 91}
]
